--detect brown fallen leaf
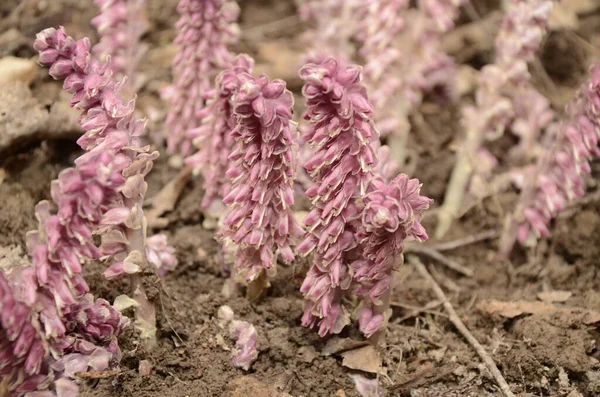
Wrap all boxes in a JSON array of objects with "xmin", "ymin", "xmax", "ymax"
[
  {"xmin": 146, "ymin": 166, "xmax": 192, "ymax": 228},
  {"xmin": 478, "ymin": 299, "xmax": 600, "ymax": 324},
  {"xmin": 340, "ymin": 345, "xmax": 382, "ymax": 374},
  {"xmin": 537, "ymin": 290, "xmax": 572, "ymax": 303},
  {"xmin": 322, "ymin": 337, "xmax": 368, "ymax": 356}
]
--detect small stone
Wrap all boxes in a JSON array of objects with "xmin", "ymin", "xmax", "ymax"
[
  {"xmin": 0, "ymin": 57, "xmax": 37, "ymax": 85},
  {"xmin": 138, "ymin": 360, "xmax": 152, "ymax": 376}
]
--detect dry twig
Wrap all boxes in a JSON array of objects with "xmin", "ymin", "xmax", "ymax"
[
  {"xmin": 426, "ymin": 229, "xmax": 499, "ymax": 251},
  {"xmin": 405, "ymin": 246, "xmax": 473, "ymax": 277},
  {"xmin": 410, "ymin": 257, "xmax": 516, "ymax": 397}
]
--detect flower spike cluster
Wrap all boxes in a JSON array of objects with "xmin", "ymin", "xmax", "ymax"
[
  {"xmin": 221, "ymin": 64, "xmax": 303, "ymax": 286},
  {"xmin": 92, "ymin": 0, "xmax": 149, "ymax": 93},
  {"xmin": 186, "ymin": 54, "xmax": 254, "ymax": 211},
  {"xmin": 352, "ymin": 175, "xmax": 432, "ymax": 338},
  {"xmin": 297, "ymin": 58, "xmax": 379, "ymax": 336},
  {"xmin": 35, "ymin": 26, "xmax": 167, "ymax": 346},
  {"xmin": 500, "ymin": 63, "xmax": 600, "ymax": 255},
  {"xmin": 436, "ymin": 0, "xmax": 554, "ymax": 238},
  {"xmin": 165, "ymin": 0, "xmax": 240, "ymax": 156},
  {"xmin": 357, "ymin": 0, "xmax": 465, "ymax": 165}
]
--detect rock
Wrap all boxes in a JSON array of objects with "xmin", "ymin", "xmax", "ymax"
[
  {"xmin": 0, "ymin": 56, "xmax": 37, "ymax": 85},
  {"xmin": 0, "ymin": 82, "xmax": 80, "ymax": 155}
]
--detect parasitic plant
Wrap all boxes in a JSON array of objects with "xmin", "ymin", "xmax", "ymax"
[
  {"xmin": 499, "ymin": 63, "xmax": 600, "ymax": 255},
  {"xmin": 220, "ymin": 59, "xmax": 303, "ymax": 299},
  {"xmin": 297, "ymin": 58, "xmax": 378, "ymax": 336},
  {"xmin": 436, "ymin": 0, "xmax": 554, "ymax": 238},
  {"xmin": 35, "ymin": 26, "xmax": 161, "ymax": 347},
  {"xmin": 165, "ymin": 0, "xmax": 240, "ymax": 157},
  {"xmin": 186, "ymin": 54, "xmax": 254, "ymax": 213},
  {"xmin": 92, "ymin": 0, "xmax": 149, "ymax": 95}
]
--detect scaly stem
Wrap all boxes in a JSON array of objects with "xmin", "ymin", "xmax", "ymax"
[
  {"xmin": 125, "ymin": 197, "xmax": 156, "ymax": 348},
  {"xmin": 367, "ymin": 287, "xmax": 392, "ymax": 347},
  {"xmin": 436, "ymin": 127, "xmax": 482, "ymax": 238}
]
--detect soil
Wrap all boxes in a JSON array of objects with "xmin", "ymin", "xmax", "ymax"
[{"xmin": 1, "ymin": 0, "xmax": 600, "ymax": 396}]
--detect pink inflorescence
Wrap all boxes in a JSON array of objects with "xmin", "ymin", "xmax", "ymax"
[
  {"xmin": 506, "ymin": 64, "xmax": 600, "ymax": 250},
  {"xmin": 165, "ymin": 0, "xmax": 240, "ymax": 156},
  {"xmin": 357, "ymin": 0, "xmax": 464, "ymax": 137},
  {"xmin": 297, "ymin": 58, "xmax": 379, "ymax": 336},
  {"xmin": 352, "ymin": 175, "xmax": 432, "ymax": 337},
  {"xmin": 186, "ymin": 54, "xmax": 254, "ymax": 211},
  {"xmin": 34, "ymin": 26, "xmax": 158, "ymax": 281},
  {"xmin": 91, "ymin": 0, "xmax": 148, "ymax": 87},
  {"xmin": 221, "ymin": 65, "xmax": 303, "ymax": 282}
]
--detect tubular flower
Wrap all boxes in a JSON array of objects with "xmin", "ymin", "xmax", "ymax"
[
  {"xmin": 500, "ymin": 64, "xmax": 600, "ymax": 255},
  {"xmin": 298, "ymin": 58, "xmax": 378, "ymax": 336},
  {"xmin": 436, "ymin": 0, "xmax": 554, "ymax": 238},
  {"xmin": 165, "ymin": 0, "xmax": 240, "ymax": 156},
  {"xmin": 186, "ymin": 54, "xmax": 254, "ymax": 211},
  {"xmin": 221, "ymin": 66, "xmax": 303, "ymax": 283},
  {"xmin": 35, "ymin": 26, "xmax": 165, "ymax": 345},
  {"xmin": 352, "ymin": 175, "xmax": 432, "ymax": 337},
  {"xmin": 91, "ymin": 0, "xmax": 148, "ymax": 93}
]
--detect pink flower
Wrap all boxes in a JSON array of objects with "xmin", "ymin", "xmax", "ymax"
[
  {"xmin": 185, "ymin": 54, "xmax": 254, "ymax": 211},
  {"xmin": 501, "ymin": 64, "xmax": 600, "ymax": 254},
  {"xmin": 353, "ymin": 174, "xmax": 432, "ymax": 337},
  {"xmin": 146, "ymin": 234, "xmax": 178, "ymax": 277},
  {"xmin": 165, "ymin": 0, "xmax": 240, "ymax": 156},
  {"xmin": 91, "ymin": 0, "xmax": 148, "ymax": 92},
  {"xmin": 221, "ymin": 64, "xmax": 303, "ymax": 282},
  {"xmin": 298, "ymin": 58, "xmax": 378, "ymax": 336},
  {"xmin": 36, "ymin": 26, "xmax": 164, "ymax": 348}
]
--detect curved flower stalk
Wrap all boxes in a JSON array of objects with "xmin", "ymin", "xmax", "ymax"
[
  {"xmin": 499, "ymin": 63, "xmax": 600, "ymax": 256},
  {"xmin": 352, "ymin": 175, "xmax": 432, "ymax": 342},
  {"xmin": 165, "ymin": 0, "xmax": 240, "ymax": 156},
  {"xmin": 357, "ymin": 0, "xmax": 465, "ymax": 167},
  {"xmin": 220, "ymin": 65, "xmax": 303, "ymax": 298},
  {"xmin": 297, "ymin": 58, "xmax": 379, "ymax": 336},
  {"xmin": 186, "ymin": 54, "xmax": 254, "ymax": 212},
  {"xmin": 296, "ymin": 0, "xmax": 360, "ymax": 64},
  {"xmin": 436, "ymin": 0, "xmax": 554, "ymax": 238},
  {"xmin": 92, "ymin": 0, "xmax": 149, "ymax": 95},
  {"xmin": 35, "ymin": 26, "xmax": 161, "ymax": 347}
]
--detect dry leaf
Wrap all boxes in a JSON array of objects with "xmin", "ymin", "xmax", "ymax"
[
  {"xmin": 537, "ymin": 290, "xmax": 572, "ymax": 303},
  {"xmin": 322, "ymin": 337, "xmax": 368, "ymax": 356},
  {"xmin": 146, "ymin": 166, "xmax": 192, "ymax": 228},
  {"xmin": 341, "ymin": 345, "xmax": 381, "ymax": 374},
  {"xmin": 478, "ymin": 299, "xmax": 600, "ymax": 324}
]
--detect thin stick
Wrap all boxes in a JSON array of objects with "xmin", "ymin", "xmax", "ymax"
[
  {"xmin": 426, "ymin": 229, "xmax": 499, "ymax": 251},
  {"xmin": 405, "ymin": 246, "xmax": 474, "ymax": 277},
  {"xmin": 410, "ymin": 257, "xmax": 516, "ymax": 397}
]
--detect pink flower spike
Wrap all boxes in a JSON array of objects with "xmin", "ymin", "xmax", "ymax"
[
  {"xmin": 220, "ymin": 61, "xmax": 303, "ymax": 286},
  {"xmin": 298, "ymin": 58, "xmax": 379, "ymax": 336},
  {"xmin": 165, "ymin": 0, "xmax": 241, "ymax": 156},
  {"xmin": 35, "ymin": 26, "xmax": 160, "ymax": 348}
]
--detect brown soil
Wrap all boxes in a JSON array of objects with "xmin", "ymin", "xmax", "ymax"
[{"xmin": 2, "ymin": 0, "xmax": 600, "ymax": 396}]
